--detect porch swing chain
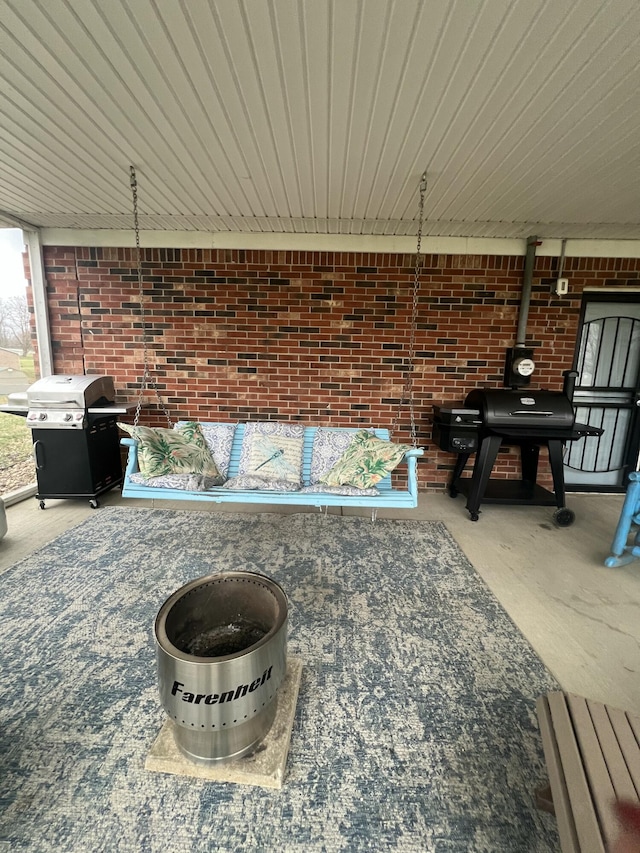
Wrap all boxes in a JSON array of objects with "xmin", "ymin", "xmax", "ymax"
[
  {"xmin": 127, "ymin": 165, "xmax": 424, "ymax": 434},
  {"xmin": 391, "ymin": 171, "xmax": 427, "ymax": 446},
  {"xmin": 130, "ymin": 166, "xmax": 172, "ymax": 428}
]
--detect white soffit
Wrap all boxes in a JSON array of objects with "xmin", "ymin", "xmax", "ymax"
[
  {"xmin": 0, "ymin": 0, "xmax": 639, "ymax": 242},
  {"xmin": 37, "ymin": 229, "xmax": 640, "ymax": 258}
]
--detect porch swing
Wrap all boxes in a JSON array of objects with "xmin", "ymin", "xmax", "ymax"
[{"xmin": 120, "ymin": 168, "xmax": 425, "ymax": 511}]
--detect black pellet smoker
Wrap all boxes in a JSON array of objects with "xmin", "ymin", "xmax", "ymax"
[{"xmin": 433, "ymin": 370, "xmax": 602, "ymax": 526}]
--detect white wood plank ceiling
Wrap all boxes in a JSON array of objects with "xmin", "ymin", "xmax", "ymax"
[{"xmin": 0, "ymin": 0, "xmax": 639, "ymax": 240}]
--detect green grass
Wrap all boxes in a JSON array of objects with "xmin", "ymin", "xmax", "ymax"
[
  {"xmin": 0, "ymin": 356, "xmax": 34, "ymax": 465},
  {"xmin": 0, "ymin": 355, "xmax": 35, "ymax": 490},
  {"xmin": 20, "ymin": 356, "xmax": 36, "ymax": 381},
  {"xmin": 0, "ymin": 412, "xmax": 32, "ymax": 467}
]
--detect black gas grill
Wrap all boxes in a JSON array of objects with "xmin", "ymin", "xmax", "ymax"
[
  {"xmin": 433, "ymin": 372, "xmax": 603, "ymax": 525},
  {"xmin": 1, "ymin": 375, "xmax": 135, "ymax": 509}
]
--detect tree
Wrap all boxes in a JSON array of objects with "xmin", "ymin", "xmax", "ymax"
[{"xmin": 0, "ymin": 295, "xmax": 32, "ymax": 355}]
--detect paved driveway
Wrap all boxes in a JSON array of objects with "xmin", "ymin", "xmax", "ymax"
[{"xmin": 0, "ymin": 369, "xmax": 30, "ymax": 396}]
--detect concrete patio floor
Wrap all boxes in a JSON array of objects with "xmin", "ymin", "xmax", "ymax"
[{"xmin": 2, "ymin": 487, "xmax": 639, "ymax": 714}]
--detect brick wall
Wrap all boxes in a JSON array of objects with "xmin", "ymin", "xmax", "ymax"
[{"xmin": 36, "ymin": 245, "xmax": 640, "ymax": 491}]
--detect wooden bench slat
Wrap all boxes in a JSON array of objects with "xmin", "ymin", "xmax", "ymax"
[
  {"xmin": 586, "ymin": 699, "xmax": 639, "ymax": 804},
  {"xmin": 537, "ymin": 692, "xmax": 640, "ymax": 852},
  {"xmin": 547, "ymin": 692, "xmax": 606, "ymax": 853},
  {"xmin": 567, "ymin": 696, "xmax": 627, "ymax": 845},
  {"xmin": 629, "ymin": 713, "xmax": 640, "ymax": 748},
  {"xmin": 607, "ymin": 706, "xmax": 640, "ymax": 796},
  {"xmin": 536, "ymin": 696, "xmax": 581, "ymax": 853}
]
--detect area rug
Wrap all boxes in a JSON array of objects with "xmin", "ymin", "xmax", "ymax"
[{"xmin": 0, "ymin": 508, "xmax": 560, "ymax": 852}]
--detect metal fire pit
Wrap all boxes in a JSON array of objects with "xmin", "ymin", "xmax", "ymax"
[{"xmin": 155, "ymin": 571, "xmax": 288, "ymax": 764}]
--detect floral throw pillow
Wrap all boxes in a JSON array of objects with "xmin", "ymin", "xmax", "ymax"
[
  {"xmin": 176, "ymin": 421, "xmax": 236, "ymax": 478},
  {"xmin": 318, "ymin": 430, "xmax": 412, "ymax": 489},
  {"xmin": 309, "ymin": 426, "xmax": 375, "ymax": 484},
  {"xmin": 118, "ymin": 422, "xmax": 222, "ymax": 481}
]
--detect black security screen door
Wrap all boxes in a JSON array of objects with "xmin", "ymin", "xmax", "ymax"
[{"xmin": 564, "ymin": 294, "xmax": 640, "ymax": 491}]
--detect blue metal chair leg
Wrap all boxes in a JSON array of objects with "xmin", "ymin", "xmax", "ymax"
[{"xmin": 605, "ymin": 472, "xmax": 640, "ymax": 567}]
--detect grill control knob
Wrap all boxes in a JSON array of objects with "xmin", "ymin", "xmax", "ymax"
[
  {"xmin": 38, "ymin": 412, "xmax": 47, "ymax": 420},
  {"xmin": 64, "ymin": 413, "xmax": 73, "ymax": 421}
]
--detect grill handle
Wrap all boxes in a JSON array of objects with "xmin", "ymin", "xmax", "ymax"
[
  {"xmin": 29, "ymin": 398, "xmax": 81, "ymax": 406},
  {"xmin": 33, "ymin": 440, "xmax": 45, "ymax": 470},
  {"xmin": 510, "ymin": 410, "xmax": 554, "ymax": 416}
]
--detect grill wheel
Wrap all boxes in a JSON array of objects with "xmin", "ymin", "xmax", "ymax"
[{"xmin": 553, "ymin": 508, "xmax": 575, "ymax": 527}]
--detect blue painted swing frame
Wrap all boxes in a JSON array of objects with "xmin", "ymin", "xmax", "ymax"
[{"xmin": 121, "ymin": 424, "xmax": 424, "ymax": 509}]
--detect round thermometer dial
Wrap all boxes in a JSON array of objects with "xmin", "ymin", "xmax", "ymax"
[{"xmin": 514, "ymin": 357, "xmax": 535, "ymax": 377}]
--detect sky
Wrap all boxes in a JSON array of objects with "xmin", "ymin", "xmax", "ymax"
[{"xmin": 0, "ymin": 228, "xmax": 28, "ymax": 299}]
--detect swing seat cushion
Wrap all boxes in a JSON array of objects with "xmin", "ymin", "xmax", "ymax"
[
  {"xmin": 118, "ymin": 422, "xmax": 223, "ymax": 482},
  {"xmin": 128, "ymin": 472, "xmax": 221, "ymax": 491},
  {"xmin": 223, "ymin": 476, "xmax": 302, "ymax": 492},
  {"xmin": 318, "ymin": 429, "xmax": 413, "ymax": 489},
  {"xmin": 196, "ymin": 422, "xmax": 236, "ymax": 477},
  {"xmin": 299, "ymin": 483, "xmax": 381, "ymax": 497}
]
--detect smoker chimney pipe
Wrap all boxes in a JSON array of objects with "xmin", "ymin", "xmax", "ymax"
[{"xmin": 516, "ymin": 236, "xmax": 541, "ymax": 347}]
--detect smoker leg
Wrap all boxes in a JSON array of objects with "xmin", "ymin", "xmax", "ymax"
[
  {"xmin": 465, "ymin": 436, "xmax": 502, "ymax": 521},
  {"xmin": 449, "ymin": 453, "xmax": 471, "ymax": 498},
  {"xmin": 547, "ymin": 440, "xmax": 566, "ymax": 509},
  {"xmin": 547, "ymin": 439, "xmax": 575, "ymax": 526},
  {"xmin": 519, "ymin": 443, "xmax": 540, "ymax": 492}
]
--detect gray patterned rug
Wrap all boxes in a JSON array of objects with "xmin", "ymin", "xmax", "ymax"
[{"xmin": 0, "ymin": 508, "xmax": 559, "ymax": 852}]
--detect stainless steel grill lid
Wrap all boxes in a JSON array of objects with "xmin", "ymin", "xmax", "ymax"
[
  {"xmin": 464, "ymin": 388, "xmax": 575, "ymax": 431},
  {"xmin": 26, "ymin": 375, "xmax": 115, "ymax": 409},
  {"xmin": 25, "ymin": 375, "xmax": 117, "ymax": 429}
]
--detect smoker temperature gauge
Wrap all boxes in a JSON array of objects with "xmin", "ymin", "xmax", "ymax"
[
  {"xmin": 504, "ymin": 346, "xmax": 536, "ymax": 387},
  {"xmin": 514, "ymin": 357, "xmax": 535, "ymax": 377}
]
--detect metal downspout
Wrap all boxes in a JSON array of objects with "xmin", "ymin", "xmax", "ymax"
[{"xmin": 516, "ymin": 235, "xmax": 539, "ymax": 348}]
